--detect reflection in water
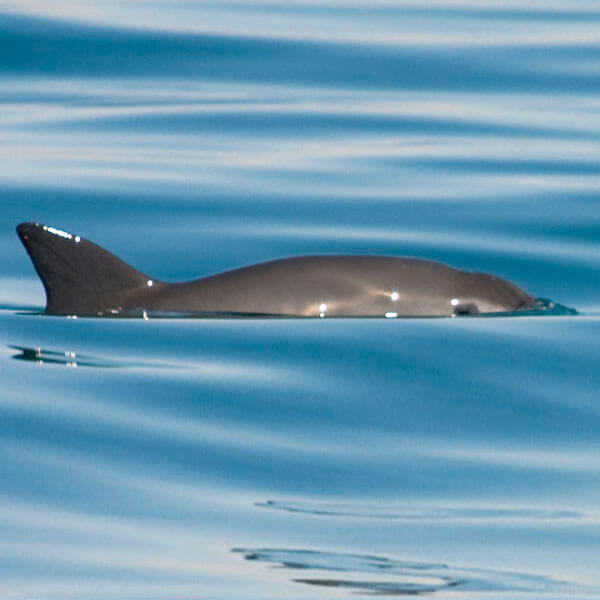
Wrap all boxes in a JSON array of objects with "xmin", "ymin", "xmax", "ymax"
[
  {"xmin": 12, "ymin": 301, "xmax": 579, "ymax": 320},
  {"xmin": 294, "ymin": 578, "xmax": 456, "ymax": 596},
  {"xmin": 256, "ymin": 500, "xmax": 580, "ymax": 521},
  {"xmin": 10, "ymin": 345, "xmax": 120, "ymax": 368},
  {"xmin": 232, "ymin": 548, "xmax": 582, "ymax": 596}
]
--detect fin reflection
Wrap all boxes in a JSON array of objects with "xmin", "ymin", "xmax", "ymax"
[{"xmin": 10, "ymin": 345, "xmax": 120, "ymax": 368}]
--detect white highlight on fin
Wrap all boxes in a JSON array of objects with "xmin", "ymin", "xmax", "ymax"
[{"xmin": 43, "ymin": 225, "xmax": 73, "ymax": 240}]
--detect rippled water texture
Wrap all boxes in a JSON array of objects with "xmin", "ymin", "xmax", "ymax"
[{"xmin": 1, "ymin": 2, "xmax": 600, "ymax": 599}]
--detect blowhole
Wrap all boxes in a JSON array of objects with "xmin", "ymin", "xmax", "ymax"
[{"xmin": 452, "ymin": 302, "xmax": 479, "ymax": 316}]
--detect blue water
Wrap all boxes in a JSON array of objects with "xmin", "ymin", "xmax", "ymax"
[{"xmin": 1, "ymin": 2, "xmax": 600, "ymax": 599}]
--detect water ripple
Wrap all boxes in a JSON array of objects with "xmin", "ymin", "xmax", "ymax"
[
  {"xmin": 2, "ymin": 13, "xmax": 600, "ymax": 92},
  {"xmin": 233, "ymin": 547, "xmax": 588, "ymax": 596},
  {"xmin": 257, "ymin": 500, "xmax": 582, "ymax": 522},
  {"xmin": 2, "ymin": 2, "xmax": 600, "ymax": 599}
]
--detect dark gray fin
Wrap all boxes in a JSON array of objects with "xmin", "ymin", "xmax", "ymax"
[{"xmin": 16, "ymin": 222, "xmax": 156, "ymax": 316}]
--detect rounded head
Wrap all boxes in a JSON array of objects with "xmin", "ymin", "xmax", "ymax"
[{"xmin": 447, "ymin": 270, "xmax": 535, "ymax": 316}]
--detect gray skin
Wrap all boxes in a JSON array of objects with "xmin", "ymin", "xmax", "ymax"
[{"xmin": 16, "ymin": 222, "xmax": 535, "ymax": 318}]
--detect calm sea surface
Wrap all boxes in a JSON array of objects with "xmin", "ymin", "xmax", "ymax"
[{"xmin": 1, "ymin": 2, "xmax": 600, "ymax": 599}]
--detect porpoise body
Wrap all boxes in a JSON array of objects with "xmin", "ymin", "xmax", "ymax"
[{"xmin": 16, "ymin": 222, "xmax": 535, "ymax": 318}]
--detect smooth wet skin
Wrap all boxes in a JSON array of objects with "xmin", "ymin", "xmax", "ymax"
[{"xmin": 16, "ymin": 222, "xmax": 535, "ymax": 318}]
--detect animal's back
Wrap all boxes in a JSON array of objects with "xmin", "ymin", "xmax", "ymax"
[
  {"xmin": 150, "ymin": 255, "xmax": 476, "ymax": 316},
  {"xmin": 16, "ymin": 222, "xmax": 534, "ymax": 317}
]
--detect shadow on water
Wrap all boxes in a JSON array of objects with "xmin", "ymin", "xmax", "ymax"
[{"xmin": 232, "ymin": 547, "xmax": 585, "ymax": 596}]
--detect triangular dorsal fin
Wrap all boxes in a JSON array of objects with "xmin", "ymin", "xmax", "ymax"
[{"xmin": 16, "ymin": 222, "xmax": 156, "ymax": 316}]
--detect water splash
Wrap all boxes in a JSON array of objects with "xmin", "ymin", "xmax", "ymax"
[{"xmin": 499, "ymin": 297, "xmax": 578, "ymax": 317}]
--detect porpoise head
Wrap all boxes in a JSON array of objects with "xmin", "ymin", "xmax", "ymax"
[{"xmin": 444, "ymin": 269, "xmax": 535, "ymax": 316}]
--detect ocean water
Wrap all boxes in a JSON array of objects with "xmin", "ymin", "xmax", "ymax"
[{"xmin": 1, "ymin": 2, "xmax": 600, "ymax": 599}]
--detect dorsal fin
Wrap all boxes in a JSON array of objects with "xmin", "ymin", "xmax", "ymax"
[{"xmin": 16, "ymin": 222, "xmax": 155, "ymax": 316}]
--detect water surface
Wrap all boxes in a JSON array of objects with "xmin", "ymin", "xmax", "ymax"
[{"xmin": 1, "ymin": 2, "xmax": 599, "ymax": 599}]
